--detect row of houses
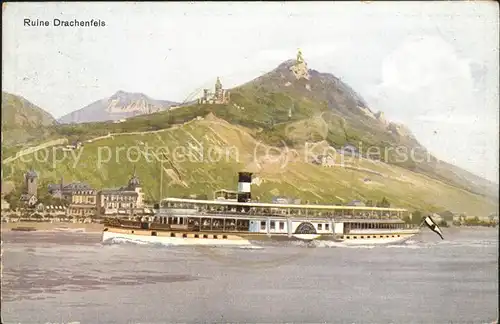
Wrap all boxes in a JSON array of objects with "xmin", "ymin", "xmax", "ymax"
[{"xmin": 12, "ymin": 168, "xmax": 151, "ymax": 217}]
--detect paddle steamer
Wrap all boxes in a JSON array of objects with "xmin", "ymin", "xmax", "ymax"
[{"xmin": 102, "ymin": 172, "xmax": 420, "ymax": 246}]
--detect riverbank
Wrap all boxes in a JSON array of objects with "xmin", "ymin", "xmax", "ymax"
[{"xmin": 1, "ymin": 222, "xmax": 104, "ymax": 233}]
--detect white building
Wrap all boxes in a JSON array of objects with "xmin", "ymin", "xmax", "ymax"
[{"xmin": 97, "ymin": 169, "xmax": 145, "ymax": 216}]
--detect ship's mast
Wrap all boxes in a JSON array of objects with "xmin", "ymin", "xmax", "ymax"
[{"xmin": 160, "ymin": 156, "xmax": 163, "ymax": 200}]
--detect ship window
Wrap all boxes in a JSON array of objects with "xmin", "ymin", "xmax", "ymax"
[
  {"xmin": 360, "ymin": 236, "xmax": 364, "ymax": 239},
  {"xmin": 341, "ymin": 236, "xmax": 344, "ymax": 239},
  {"xmin": 131, "ymin": 230, "xmax": 134, "ymax": 234},
  {"xmin": 353, "ymin": 236, "xmax": 357, "ymax": 239},
  {"xmin": 260, "ymin": 221, "xmax": 266, "ymax": 230},
  {"xmin": 318, "ymin": 224, "xmax": 323, "ymax": 230},
  {"xmin": 325, "ymin": 224, "xmax": 329, "ymax": 230},
  {"xmin": 223, "ymin": 235, "xmax": 228, "ymax": 239},
  {"xmin": 279, "ymin": 222, "xmax": 284, "ymax": 230},
  {"xmin": 170, "ymin": 232, "xmax": 175, "ymax": 237},
  {"xmin": 346, "ymin": 236, "xmax": 350, "ymax": 239},
  {"xmin": 392, "ymin": 235, "xmax": 395, "ymax": 238},
  {"xmin": 386, "ymin": 235, "xmax": 389, "ymax": 238},
  {"xmin": 183, "ymin": 233, "xmax": 187, "ymax": 238},
  {"xmin": 195, "ymin": 234, "xmax": 199, "ymax": 238},
  {"xmin": 367, "ymin": 236, "xmax": 370, "ymax": 238},
  {"xmin": 203, "ymin": 234, "xmax": 208, "ymax": 239},
  {"xmin": 270, "ymin": 221, "xmax": 275, "ymax": 230},
  {"xmin": 152, "ymin": 231, "xmax": 157, "ymax": 236},
  {"xmin": 397, "ymin": 235, "xmax": 400, "ymax": 237},
  {"xmin": 213, "ymin": 235, "xmax": 218, "ymax": 239}
]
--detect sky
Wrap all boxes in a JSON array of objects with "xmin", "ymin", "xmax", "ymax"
[{"xmin": 2, "ymin": 2, "xmax": 499, "ymax": 182}]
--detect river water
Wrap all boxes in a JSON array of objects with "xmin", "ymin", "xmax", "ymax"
[{"xmin": 1, "ymin": 228, "xmax": 498, "ymax": 323}]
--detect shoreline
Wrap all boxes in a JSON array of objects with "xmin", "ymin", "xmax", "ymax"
[{"xmin": 1, "ymin": 222, "xmax": 104, "ymax": 233}]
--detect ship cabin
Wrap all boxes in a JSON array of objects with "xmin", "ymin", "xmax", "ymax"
[
  {"xmin": 151, "ymin": 198, "xmax": 413, "ymax": 235},
  {"xmin": 213, "ymin": 189, "xmax": 239, "ymax": 202}
]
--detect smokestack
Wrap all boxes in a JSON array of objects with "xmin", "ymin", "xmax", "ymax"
[{"xmin": 237, "ymin": 172, "xmax": 252, "ymax": 203}]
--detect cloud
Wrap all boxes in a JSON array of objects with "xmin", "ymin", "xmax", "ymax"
[
  {"xmin": 379, "ymin": 35, "xmax": 473, "ymax": 93},
  {"xmin": 416, "ymin": 114, "xmax": 480, "ymax": 125},
  {"xmin": 365, "ymin": 35, "xmax": 498, "ymax": 181},
  {"xmin": 367, "ymin": 35, "xmax": 482, "ymax": 119}
]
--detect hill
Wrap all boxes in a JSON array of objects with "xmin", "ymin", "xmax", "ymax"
[
  {"xmin": 1, "ymin": 53, "xmax": 497, "ymax": 215},
  {"xmin": 1, "ymin": 114, "xmax": 497, "ymax": 217},
  {"xmin": 1, "ymin": 91, "xmax": 56, "ymax": 146},
  {"xmin": 57, "ymin": 91, "xmax": 178, "ymax": 124},
  {"xmin": 227, "ymin": 58, "xmax": 497, "ymax": 200}
]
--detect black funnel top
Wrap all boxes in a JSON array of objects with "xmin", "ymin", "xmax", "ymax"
[{"xmin": 238, "ymin": 172, "xmax": 252, "ymax": 183}]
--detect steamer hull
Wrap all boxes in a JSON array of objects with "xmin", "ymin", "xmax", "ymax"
[
  {"xmin": 101, "ymin": 216, "xmax": 420, "ymax": 247},
  {"xmin": 101, "ymin": 226, "xmax": 418, "ymax": 247},
  {"xmin": 334, "ymin": 231, "xmax": 418, "ymax": 246},
  {"xmin": 102, "ymin": 228, "xmax": 253, "ymax": 247},
  {"xmin": 331, "ymin": 222, "xmax": 420, "ymax": 246},
  {"xmin": 101, "ymin": 223, "xmax": 337, "ymax": 247}
]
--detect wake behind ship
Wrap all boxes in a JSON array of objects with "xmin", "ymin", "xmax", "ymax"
[{"xmin": 102, "ymin": 172, "xmax": 422, "ymax": 246}]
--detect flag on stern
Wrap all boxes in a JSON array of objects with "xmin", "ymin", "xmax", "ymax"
[{"xmin": 423, "ymin": 215, "xmax": 444, "ymax": 240}]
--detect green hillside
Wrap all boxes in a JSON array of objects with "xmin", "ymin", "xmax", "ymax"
[
  {"xmin": 1, "ymin": 92, "xmax": 56, "ymax": 146},
  {"xmin": 17, "ymin": 60, "xmax": 491, "ymax": 200},
  {"xmin": 1, "ymin": 59, "xmax": 497, "ymax": 217},
  {"xmin": 1, "ymin": 114, "xmax": 496, "ymax": 217}
]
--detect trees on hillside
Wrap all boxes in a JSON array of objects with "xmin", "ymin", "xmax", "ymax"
[
  {"xmin": 3, "ymin": 189, "xmax": 21, "ymax": 211},
  {"xmin": 376, "ymin": 197, "xmax": 390, "ymax": 208}
]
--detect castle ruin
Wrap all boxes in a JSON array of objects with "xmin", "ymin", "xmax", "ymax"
[{"xmin": 198, "ymin": 77, "xmax": 230, "ymax": 104}]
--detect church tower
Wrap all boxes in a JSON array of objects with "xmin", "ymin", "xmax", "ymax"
[
  {"xmin": 128, "ymin": 166, "xmax": 144, "ymax": 208},
  {"xmin": 25, "ymin": 169, "xmax": 38, "ymax": 197}
]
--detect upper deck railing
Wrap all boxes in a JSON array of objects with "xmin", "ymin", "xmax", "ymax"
[
  {"xmin": 160, "ymin": 197, "xmax": 406, "ymax": 212},
  {"xmin": 159, "ymin": 197, "xmax": 407, "ymax": 220}
]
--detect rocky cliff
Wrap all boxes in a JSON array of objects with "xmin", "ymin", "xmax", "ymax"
[{"xmin": 57, "ymin": 91, "xmax": 178, "ymax": 124}]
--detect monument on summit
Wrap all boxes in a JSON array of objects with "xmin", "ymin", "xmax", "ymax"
[{"xmin": 290, "ymin": 48, "xmax": 310, "ymax": 80}]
